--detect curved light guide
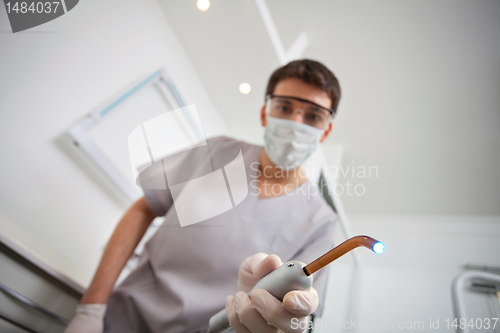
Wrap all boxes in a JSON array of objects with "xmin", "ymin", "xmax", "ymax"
[{"xmin": 304, "ymin": 235, "xmax": 384, "ymax": 275}]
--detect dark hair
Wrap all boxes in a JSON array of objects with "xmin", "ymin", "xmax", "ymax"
[{"xmin": 265, "ymin": 59, "xmax": 341, "ymax": 112}]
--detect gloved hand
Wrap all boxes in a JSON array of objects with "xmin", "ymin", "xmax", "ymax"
[
  {"xmin": 226, "ymin": 253, "xmax": 318, "ymax": 333},
  {"xmin": 63, "ymin": 303, "xmax": 107, "ymax": 333}
]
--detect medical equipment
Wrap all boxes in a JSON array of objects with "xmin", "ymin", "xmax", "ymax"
[
  {"xmin": 452, "ymin": 267, "xmax": 500, "ymax": 333},
  {"xmin": 207, "ymin": 235, "xmax": 385, "ymax": 333}
]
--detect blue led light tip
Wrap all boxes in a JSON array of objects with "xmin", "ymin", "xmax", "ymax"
[{"xmin": 372, "ymin": 242, "xmax": 385, "ymax": 254}]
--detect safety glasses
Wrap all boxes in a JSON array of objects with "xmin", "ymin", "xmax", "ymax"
[{"xmin": 265, "ymin": 94, "xmax": 334, "ymax": 130}]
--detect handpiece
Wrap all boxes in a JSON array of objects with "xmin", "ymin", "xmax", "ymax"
[{"xmin": 206, "ymin": 235, "xmax": 384, "ymax": 333}]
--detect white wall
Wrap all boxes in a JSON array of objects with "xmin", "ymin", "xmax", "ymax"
[
  {"xmin": 0, "ymin": 0, "xmax": 227, "ymax": 286},
  {"xmin": 317, "ymin": 215, "xmax": 500, "ymax": 333},
  {"xmin": 316, "ymin": 0, "xmax": 500, "ymax": 216}
]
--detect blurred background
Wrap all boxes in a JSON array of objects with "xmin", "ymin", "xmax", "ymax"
[{"xmin": 0, "ymin": 0, "xmax": 499, "ymax": 332}]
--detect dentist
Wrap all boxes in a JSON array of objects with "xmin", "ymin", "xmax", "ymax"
[{"xmin": 65, "ymin": 59, "xmax": 341, "ymax": 333}]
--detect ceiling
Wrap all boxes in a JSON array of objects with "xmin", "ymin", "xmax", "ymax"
[{"xmin": 158, "ymin": 0, "xmax": 500, "ymax": 216}]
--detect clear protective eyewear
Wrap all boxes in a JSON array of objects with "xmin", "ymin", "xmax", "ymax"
[{"xmin": 265, "ymin": 94, "xmax": 335, "ymax": 130}]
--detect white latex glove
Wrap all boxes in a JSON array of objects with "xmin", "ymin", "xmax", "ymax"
[
  {"xmin": 226, "ymin": 253, "xmax": 318, "ymax": 333},
  {"xmin": 64, "ymin": 303, "xmax": 107, "ymax": 333}
]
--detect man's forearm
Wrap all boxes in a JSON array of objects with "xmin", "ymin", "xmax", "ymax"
[{"xmin": 80, "ymin": 197, "xmax": 156, "ymax": 304}]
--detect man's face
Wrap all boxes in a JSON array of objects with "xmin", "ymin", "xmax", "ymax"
[{"xmin": 260, "ymin": 78, "xmax": 333, "ymax": 142}]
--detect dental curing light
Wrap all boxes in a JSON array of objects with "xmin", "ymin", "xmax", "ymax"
[{"xmin": 206, "ymin": 235, "xmax": 384, "ymax": 333}]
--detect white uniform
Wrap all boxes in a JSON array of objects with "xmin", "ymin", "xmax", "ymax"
[{"xmin": 104, "ymin": 136, "xmax": 337, "ymax": 333}]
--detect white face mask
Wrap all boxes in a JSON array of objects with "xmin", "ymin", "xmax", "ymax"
[{"xmin": 264, "ymin": 116, "xmax": 325, "ymax": 169}]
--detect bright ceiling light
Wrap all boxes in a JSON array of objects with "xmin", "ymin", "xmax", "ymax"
[
  {"xmin": 239, "ymin": 83, "xmax": 251, "ymax": 94},
  {"xmin": 197, "ymin": 0, "xmax": 210, "ymax": 11}
]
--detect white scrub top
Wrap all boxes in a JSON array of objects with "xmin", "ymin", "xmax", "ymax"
[{"xmin": 104, "ymin": 136, "xmax": 337, "ymax": 333}]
